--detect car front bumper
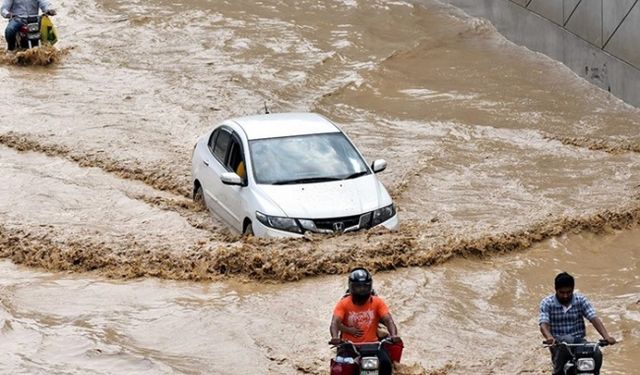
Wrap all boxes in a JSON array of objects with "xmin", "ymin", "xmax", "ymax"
[
  {"xmin": 379, "ymin": 213, "xmax": 399, "ymax": 231},
  {"xmin": 253, "ymin": 213, "xmax": 399, "ymax": 238}
]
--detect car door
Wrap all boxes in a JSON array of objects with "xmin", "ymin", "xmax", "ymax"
[
  {"xmin": 199, "ymin": 127, "xmax": 236, "ymax": 228},
  {"xmin": 218, "ymin": 133, "xmax": 249, "ymax": 232}
]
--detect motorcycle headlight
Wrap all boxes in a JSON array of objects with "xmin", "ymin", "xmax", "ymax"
[
  {"xmin": 372, "ymin": 203, "xmax": 396, "ymax": 226},
  {"xmin": 361, "ymin": 357, "xmax": 379, "ymax": 370},
  {"xmin": 255, "ymin": 211, "xmax": 302, "ymax": 234},
  {"xmin": 577, "ymin": 358, "xmax": 595, "ymax": 371}
]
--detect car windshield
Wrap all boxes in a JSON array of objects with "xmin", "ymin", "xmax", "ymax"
[{"xmin": 249, "ymin": 132, "xmax": 370, "ymax": 185}]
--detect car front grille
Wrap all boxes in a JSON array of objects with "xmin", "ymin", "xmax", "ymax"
[{"xmin": 312, "ymin": 212, "xmax": 372, "ymax": 233}]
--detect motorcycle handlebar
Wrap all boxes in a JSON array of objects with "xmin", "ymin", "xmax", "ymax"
[
  {"xmin": 332, "ymin": 337, "xmax": 396, "ymax": 348},
  {"xmin": 11, "ymin": 14, "xmax": 36, "ymax": 20},
  {"xmin": 335, "ymin": 337, "xmax": 396, "ymax": 345},
  {"xmin": 542, "ymin": 339, "xmax": 612, "ymax": 348},
  {"xmin": 11, "ymin": 12, "xmax": 54, "ymax": 20}
]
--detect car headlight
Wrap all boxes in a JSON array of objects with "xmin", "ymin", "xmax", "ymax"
[
  {"xmin": 297, "ymin": 219, "xmax": 317, "ymax": 232},
  {"xmin": 361, "ymin": 357, "xmax": 379, "ymax": 370},
  {"xmin": 371, "ymin": 203, "xmax": 396, "ymax": 226},
  {"xmin": 577, "ymin": 358, "xmax": 595, "ymax": 371},
  {"xmin": 255, "ymin": 211, "xmax": 302, "ymax": 234}
]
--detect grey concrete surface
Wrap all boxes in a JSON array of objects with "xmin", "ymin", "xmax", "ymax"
[
  {"xmin": 603, "ymin": 0, "xmax": 637, "ymax": 43},
  {"xmin": 605, "ymin": 4, "xmax": 640, "ymax": 68},
  {"xmin": 528, "ymin": 0, "xmax": 563, "ymax": 26},
  {"xmin": 565, "ymin": 0, "xmax": 603, "ymax": 46},
  {"xmin": 436, "ymin": 0, "xmax": 640, "ymax": 108}
]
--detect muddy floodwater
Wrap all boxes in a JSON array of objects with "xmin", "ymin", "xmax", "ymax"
[
  {"xmin": 1, "ymin": 0, "xmax": 639, "ymax": 373},
  {"xmin": 1, "ymin": 232, "xmax": 638, "ymax": 374}
]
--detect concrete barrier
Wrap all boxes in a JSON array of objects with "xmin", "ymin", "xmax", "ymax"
[{"xmin": 437, "ymin": 0, "xmax": 640, "ymax": 107}]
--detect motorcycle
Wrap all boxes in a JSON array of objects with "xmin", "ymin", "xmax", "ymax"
[
  {"xmin": 14, "ymin": 12, "xmax": 56, "ymax": 50},
  {"xmin": 331, "ymin": 337, "xmax": 403, "ymax": 375},
  {"xmin": 14, "ymin": 15, "xmax": 42, "ymax": 49},
  {"xmin": 545, "ymin": 339, "xmax": 611, "ymax": 375}
]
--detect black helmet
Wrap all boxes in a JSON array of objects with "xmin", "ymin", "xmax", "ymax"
[{"xmin": 348, "ymin": 267, "xmax": 373, "ymax": 300}]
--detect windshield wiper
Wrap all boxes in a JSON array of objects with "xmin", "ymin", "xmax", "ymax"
[
  {"xmin": 271, "ymin": 177, "xmax": 342, "ymax": 185},
  {"xmin": 343, "ymin": 171, "xmax": 368, "ymax": 180}
]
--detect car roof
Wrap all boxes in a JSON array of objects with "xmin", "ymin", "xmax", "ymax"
[{"xmin": 229, "ymin": 112, "xmax": 341, "ymax": 140}]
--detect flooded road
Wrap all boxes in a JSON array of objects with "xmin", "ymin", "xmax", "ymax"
[
  {"xmin": 1, "ymin": 229, "xmax": 638, "ymax": 374},
  {"xmin": 1, "ymin": 0, "xmax": 639, "ymax": 373}
]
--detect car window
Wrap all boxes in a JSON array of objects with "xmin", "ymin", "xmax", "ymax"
[
  {"xmin": 249, "ymin": 132, "xmax": 369, "ymax": 185},
  {"xmin": 213, "ymin": 129, "xmax": 231, "ymax": 162},
  {"xmin": 208, "ymin": 129, "xmax": 219, "ymax": 153},
  {"xmin": 227, "ymin": 138, "xmax": 244, "ymax": 172}
]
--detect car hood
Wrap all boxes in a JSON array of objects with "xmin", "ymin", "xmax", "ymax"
[{"xmin": 256, "ymin": 174, "xmax": 390, "ymax": 218}]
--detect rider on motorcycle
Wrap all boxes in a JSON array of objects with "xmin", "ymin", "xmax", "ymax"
[
  {"xmin": 2, "ymin": 0, "xmax": 57, "ymax": 51},
  {"xmin": 329, "ymin": 267, "xmax": 400, "ymax": 375},
  {"xmin": 539, "ymin": 272, "xmax": 617, "ymax": 375}
]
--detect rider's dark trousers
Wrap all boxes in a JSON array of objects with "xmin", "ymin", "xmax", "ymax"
[
  {"xmin": 5, "ymin": 18, "xmax": 23, "ymax": 51},
  {"xmin": 550, "ymin": 335, "xmax": 602, "ymax": 375},
  {"xmin": 377, "ymin": 346, "xmax": 393, "ymax": 375}
]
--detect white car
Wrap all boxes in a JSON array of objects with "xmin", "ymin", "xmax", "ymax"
[{"xmin": 191, "ymin": 112, "xmax": 398, "ymax": 237}]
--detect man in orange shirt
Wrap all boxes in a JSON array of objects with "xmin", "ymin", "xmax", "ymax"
[{"xmin": 329, "ymin": 268, "xmax": 400, "ymax": 375}]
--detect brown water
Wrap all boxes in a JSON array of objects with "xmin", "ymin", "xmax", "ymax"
[
  {"xmin": 1, "ymin": 0, "xmax": 639, "ymax": 373},
  {"xmin": 1, "ymin": 231, "xmax": 638, "ymax": 374}
]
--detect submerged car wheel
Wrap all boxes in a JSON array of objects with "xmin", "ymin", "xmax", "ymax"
[
  {"xmin": 243, "ymin": 221, "xmax": 254, "ymax": 237},
  {"xmin": 193, "ymin": 185, "xmax": 205, "ymax": 210}
]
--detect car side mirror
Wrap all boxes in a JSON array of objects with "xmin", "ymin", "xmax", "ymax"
[
  {"xmin": 371, "ymin": 159, "xmax": 387, "ymax": 173},
  {"xmin": 221, "ymin": 172, "xmax": 244, "ymax": 186}
]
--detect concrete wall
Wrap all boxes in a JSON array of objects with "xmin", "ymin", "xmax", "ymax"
[{"xmin": 438, "ymin": 0, "xmax": 640, "ymax": 107}]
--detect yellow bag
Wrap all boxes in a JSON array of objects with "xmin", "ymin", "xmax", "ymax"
[{"xmin": 40, "ymin": 15, "xmax": 58, "ymax": 45}]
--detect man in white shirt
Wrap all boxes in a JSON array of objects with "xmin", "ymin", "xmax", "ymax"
[{"xmin": 2, "ymin": 0, "xmax": 56, "ymax": 51}]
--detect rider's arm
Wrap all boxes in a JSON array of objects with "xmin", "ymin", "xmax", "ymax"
[
  {"xmin": 374, "ymin": 297, "xmax": 398, "ymax": 340},
  {"xmin": 539, "ymin": 297, "xmax": 554, "ymax": 344},
  {"xmin": 380, "ymin": 313, "xmax": 398, "ymax": 338},
  {"xmin": 589, "ymin": 317, "xmax": 616, "ymax": 344},
  {"xmin": 330, "ymin": 315, "xmax": 342, "ymax": 342},
  {"xmin": 330, "ymin": 299, "xmax": 346, "ymax": 343},
  {"xmin": 1, "ymin": 0, "xmax": 13, "ymax": 18},
  {"xmin": 335, "ymin": 319, "xmax": 348, "ymax": 333},
  {"xmin": 37, "ymin": 0, "xmax": 54, "ymax": 15},
  {"xmin": 581, "ymin": 294, "xmax": 616, "ymax": 344},
  {"xmin": 540, "ymin": 322, "xmax": 554, "ymax": 343}
]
